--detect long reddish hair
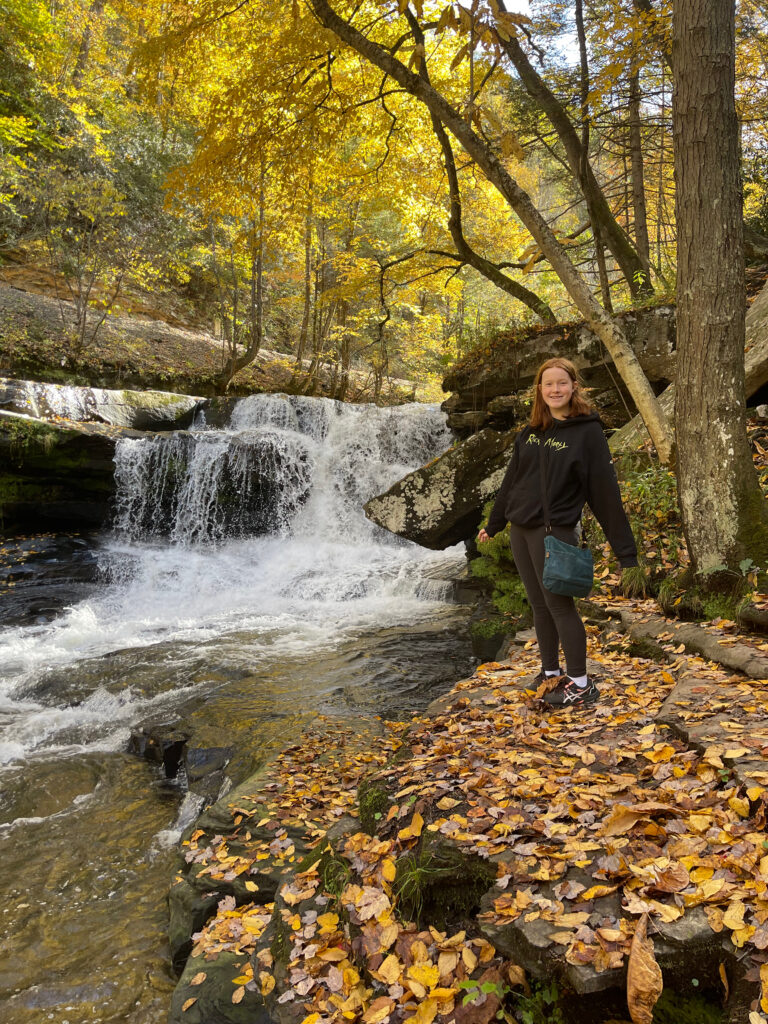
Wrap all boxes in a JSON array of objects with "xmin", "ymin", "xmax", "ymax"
[{"xmin": 529, "ymin": 357, "xmax": 595, "ymax": 430}]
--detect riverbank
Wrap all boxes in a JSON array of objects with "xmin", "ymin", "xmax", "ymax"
[
  {"xmin": 0, "ymin": 283, "xmax": 422, "ymax": 402},
  {"xmin": 168, "ymin": 598, "xmax": 768, "ymax": 1024}
]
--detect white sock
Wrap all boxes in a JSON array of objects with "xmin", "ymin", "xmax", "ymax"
[
  {"xmin": 568, "ymin": 674, "xmax": 589, "ymax": 688},
  {"xmin": 544, "ymin": 669, "xmax": 561, "ymax": 677}
]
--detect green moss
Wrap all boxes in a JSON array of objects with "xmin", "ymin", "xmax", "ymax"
[
  {"xmin": 268, "ymin": 903, "xmax": 292, "ymax": 969},
  {"xmin": 473, "ymin": 502, "xmax": 532, "ymax": 624},
  {"xmin": 469, "ymin": 616, "xmax": 507, "ymax": 639},
  {"xmin": 2, "ymin": 416, "xmax": 61, "ymax": 461},
  {"xmin": 393, "ymin": 834, "xmax": 495, "ymax": 929},
  {"xmin": 652, "ymin": 988, "xmax": 723, "ymax": 1023},
  {"xmin": 358, "ymin": 775, "xmax": 393, "ymax": 835}
]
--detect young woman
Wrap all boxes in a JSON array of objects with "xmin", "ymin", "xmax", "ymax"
[{"xmin": 477, "ymin": 357, "xmax": 637, "ymax": 707}]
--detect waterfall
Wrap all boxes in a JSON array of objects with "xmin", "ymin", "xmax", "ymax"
[
  {"xmin": 112, "ymin": 394, "xmax": 452, "ymax": 546},
  {"xmin": 0, "ymin": 394, "xmax": 462, "ymax": 768}
]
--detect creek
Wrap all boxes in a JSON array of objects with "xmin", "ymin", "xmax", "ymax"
[{"xmin": 0, "ymin": 394, "xmax": 473, "ymax": 1024}]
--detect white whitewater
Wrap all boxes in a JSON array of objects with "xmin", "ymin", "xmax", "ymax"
[{"xmin": 0, "ymin": 395, "xmax": 460, "ymax": 767}]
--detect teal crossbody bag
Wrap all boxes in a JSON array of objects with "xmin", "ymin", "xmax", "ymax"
[{"xmin": 539, "ymin": 441, "xmax": 594, "ymax": 597}]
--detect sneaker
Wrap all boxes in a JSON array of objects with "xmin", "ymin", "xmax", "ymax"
[
  {"xmin": 541, "ymin": 676, "xmax": 598, "ymax": 707},
  {"xmin": 532, "ymin": 667, "xmax": 563, "ymax": 687}
]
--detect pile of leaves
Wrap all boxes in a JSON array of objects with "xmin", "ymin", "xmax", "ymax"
[{"xmin": 174, "ymin": 617, "xmax": 768, "ymax": 1024}]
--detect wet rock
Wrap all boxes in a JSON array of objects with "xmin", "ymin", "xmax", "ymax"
[
  {"xmin": 186, "ymin": 746, "xmax": 235, "ymax": 784},
  {"xmin": 363, "ymin": 428, "xmax": 515, "ymax": 549},
  {"xmin": 169, "ymin": 949, "xmax": 271, "ymax": 1024},
  {"xmin": 0, "ymin": 412, "xmax": 144, "ymax": 532},
  {"xmin": 128, "ymin": 723, "xmax": 191, "ymax": 779},
  {"xmin": 0, "ymin": 376, "xmax": 200, "ymax": 430}
]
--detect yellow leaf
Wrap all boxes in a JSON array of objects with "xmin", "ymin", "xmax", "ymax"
[
  {"xmin": 438, "ymin": 950, "xmax": 458, "ymax": 976},
  {"xmin": 379, "ymin": 922, "xmax": 399, "ymax": 950},
  {"xmin": 408, "ymin": 996, "xmax": 438, "ymax": 1024},
  {"xmin": 436, "ymin": 797, "xmax": 460, "ymax": 810},
  {"xmin": 318, "ymin": 912, "xmax": 340, "ymax": 933},
  {"xmin": 318, "ymin": 947, "xmax": 348, "ymax": 962},
  {"xmin": 627, "ymin": 914, "xmax": 663, "ymax": 1024},
  {"xmin": 190, "ymin": 972, "xmax": 207, "ymax": 986},
  {"xmin": 732, "ymin": 924, "xmax": 756, "ymax": 948},
  {"xmin": 462, "ymin": 947, "xmax": 478, "ymax": 971},
  {"xmin": 245, "ymin": 881, "xmax": 258, "ymax": 891},
  {"xmin": 231, "ymin": 974, "xmax": 252, "ymax": 985},
  {"xmin": 722, "ymin": 902, "xmax": 747, "ymax": 931},
  {"xmin": 377, "ymin": 954, "xmax": 401, "ymax": 985},
  {"xmin": 729, "ymin": 796, "xmax": 750, "ymax": 818},
  {"xmin": 301, "ymin": 1015, "xmax": 322, "ymax": 1024},
  {"xmin": 725, "ymin": 747, "xmax": 751, "ymax": 759},
  {"xmin": 408, "ymin": 962, "xmax": 440, "ymax": 991},
  {"xmin": 182, "ymin": 998, "xmax": 197, "ymax": 1012},
  {"xmin": 579, "ymin": 884, "xmax": 620, "ymax": 901},
  {"xmin": 363, "ymin": 997, "xmax": 395, "ymax": 1024},
  {"xmin": 232, "ymin": 986, "xmax": 245, "ymax": 1004},
  {"xmin": 747, "ymin": 786, "xmax": 764, "ymax": 801},
  {"xmin": 642, "ymin": 745, "xmax": 676, "ymax": 764},
  {"xmin": 260, "ymin": 972, "xmax": 275, "ymax": 995},
  {"xmin": 382, "ymin": 859, "xmax": 396, "ymax": 882}
]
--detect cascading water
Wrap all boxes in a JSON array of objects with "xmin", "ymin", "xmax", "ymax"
[{"xmin": 0, "ymin": 393, "xmax": 473, "ymax": 1024}]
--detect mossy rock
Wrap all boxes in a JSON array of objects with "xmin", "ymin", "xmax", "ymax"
[
  {"xmin": 169, "ymin": 949, "xmax": 270, "ymax": 1024},
  {"xmin": 357, "ymin": 745, "xmax": 413, "ymax": 835},
  {"xmin": 394, "ymin": 833, "xmax": 495, "ymax": 930}
]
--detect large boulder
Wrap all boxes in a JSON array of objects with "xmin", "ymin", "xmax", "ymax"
[
  {"xmin": 363, "ymin": 427, "xmax": 515, "ymax": 549},
  {"xmin": 0, "ymin": 411, "xmax": 142, "ymax": 531},
  {"xmin": 0, "ymin": 376, "xmax": 200, "ymax": 430},
  {"xmin": 441, "ymin": 305, "xmax": 676, "ymax": 435}
]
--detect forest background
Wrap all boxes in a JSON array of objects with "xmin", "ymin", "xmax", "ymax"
[
  {"xmin": 5, "ymin": 0, "xmax": 756, "ymax": 396},
  {"xmin": 2, "ymin": 0, "xmax": 768, "ymax": 576}
]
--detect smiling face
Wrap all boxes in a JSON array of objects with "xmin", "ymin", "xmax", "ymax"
[{"xmin": 539, "ymin": 366, "xmax": 575, "ymax": 419}]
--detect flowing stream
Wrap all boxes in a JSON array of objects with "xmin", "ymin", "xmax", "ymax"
[{"xmin": 0, "ymin": 394, "xmax": 473, "ymax": 1024}]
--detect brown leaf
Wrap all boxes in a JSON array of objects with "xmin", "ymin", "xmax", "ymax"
[
  {"xmin": 627, "ymin": 914, "xmax": 662, "ymax": 1024},
  {"xmin": 599, "ymin": 802, "xmax": 673, "ymax": 837}
]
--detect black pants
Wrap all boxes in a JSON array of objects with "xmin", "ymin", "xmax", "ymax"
[{"xmin": 508, "ymin": 523, "xmax": 587, "ymax": 677}]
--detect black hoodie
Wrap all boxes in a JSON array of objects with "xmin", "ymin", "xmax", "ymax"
[{"xmin": 485, "ymin": 413, "xmax": 638, "ymax": 567}]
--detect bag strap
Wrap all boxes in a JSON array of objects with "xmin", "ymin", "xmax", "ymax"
[
  {"xmin": 538, "ymin": 437, "xmax": 552, "ymax": 534},
  {"xmin": 538, "ymin": 430, "xmax": 589, "ymax": 549}
]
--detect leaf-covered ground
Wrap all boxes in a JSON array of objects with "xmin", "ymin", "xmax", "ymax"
[{"xmin": 171, "ymin": 604, "xmax": 768, "ymax": 1024}]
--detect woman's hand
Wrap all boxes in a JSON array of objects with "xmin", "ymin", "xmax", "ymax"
[{"xmin": 476, "ymin": 528, "xmax": 490, "ymax": 544}]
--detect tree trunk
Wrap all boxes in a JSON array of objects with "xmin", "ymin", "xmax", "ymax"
[
  {"xmin": 307, "ymin": 0, "xmax": 673, "ymax": 462},
  {"xmin": 218, "ymin": 161, "xmax": 267, "ymax": 390},
  {"xmin": 497, "ymin": 13, "xmax": 652, "ymax": 297},
  {"xmin": 295, "ymin": 168, "xmax": 314, "ymax": 367},
  {"xmin": 673, "ymin": 0, "xmax": 768, "ymax": 571},
  {"xmin": 628, "ymin": 69, "xmax": 652, "ymax": 276}
]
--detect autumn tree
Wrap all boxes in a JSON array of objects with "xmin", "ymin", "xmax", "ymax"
[
  {"xmin": 672, "ymin": 0, "xmax": 768, "ymax": 572},
  {"xmin": 299, "ymin": 0, "xmax": 672, "ymax": 459}
]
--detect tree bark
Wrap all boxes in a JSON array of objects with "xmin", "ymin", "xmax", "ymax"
[
  {"xmin": 307, "ymin": 0, "xmax": 673, "ymax": 462},
  {"xmin": 628, "ymin": 69, "xmax": 652, "ymax": 276},
  {"xmin": 673, "ymin": 0, "xmax": 768, "ymax": 571},
  {"xmin": 219, "ymin": 160, "xmax": 267, "ymax": 389},
  {"xmin": 295, "ymin": 168, "xmax": 314, "ymax": 367}
]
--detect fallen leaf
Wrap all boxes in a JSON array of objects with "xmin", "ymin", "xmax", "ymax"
[{"xmin": 627, "ymin": 914, "xmax": 662, "ymax": 1024}]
